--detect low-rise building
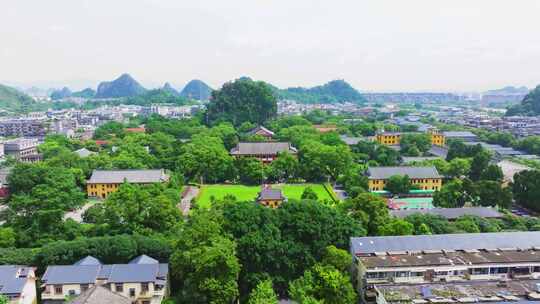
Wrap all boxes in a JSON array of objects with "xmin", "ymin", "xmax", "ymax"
[
  {"xmin": 442, "ymin": 131, "xmax": 478, "ymax": 142},
  {"xmin": 257, "ymin": 187, "xmax": 286, "ymax": 208},
  {"xmin": 3, "ymin": 138, "xmax": 39, "ymax": 161},
  {"xmin": 230, "ymin": 142, "xmax": 297, "ymax": 164},
  {"xmin": 376, "ymin": 131, "xmax": 445, "ymax": 147},
  {"xmin": 390, "ymin": 207, "xmax": 503, "ymax": 221},
  {"xmin": 366, "ymin": 166, "xmax": 442, "ymax": 192},
  {"xmin": 0, "ymin": 265, "xmax": 37, "ymax": 304},
  {"xmin": 0, "ymin": 119, "xmax": 47, "ymax": 137},
  {"xmin": 86, "ymin": 169, "xmax": 170, "ymax": 199},
  {"xmin": 0, "ymin": 167, "xmax": 11, "ymax": 199},
  {"xmin": 69, "ymin": 285, "xmax": 131, "ymax": 304},
  {"xmin": 351, "ymin": 232, "xmax": 540, "ymax": 304},
  {"xmin": 41, "ymin": 255, "xmax": 168, "ymax": 304}
]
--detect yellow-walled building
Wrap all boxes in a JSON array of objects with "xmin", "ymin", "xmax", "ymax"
[
  {"xmin": 376, "ymin": 131, "xmax": 446, "ymax": 147},
  {"xmin": 376, "ymin": 132, "xmax": 402, "ymax": 145},
  {"xmin": 87, "ymin": 169, "xmax": 170, "ymax": 199},
  {"xmin": 366, "ymin": 166, "xmax": 443, "ymax": 192},
  {"xmin": 257, "ymin": 187, "xmax": 286, "ymax": 208}
]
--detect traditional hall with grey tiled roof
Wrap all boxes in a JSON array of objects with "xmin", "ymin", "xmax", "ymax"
[
  {"xmin": 230, "ymin": 142, "xmax": 297, "ymax": 163},
  {"xmin": 86, "ymin": 169, "xmax": 170, "ymax": 199}
]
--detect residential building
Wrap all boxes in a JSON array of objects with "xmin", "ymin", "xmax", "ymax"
[
  {"xmin": 257, "ymin": 186, "xmax": 286, "ymax": 208},
  {"xmin": 366, "ymin": 166, "xmax": 442, "ymax": 192},
  {"xmin": 3, "ymin": 138, "xmax": 39, "ymax": 161},
  {"xmin": 351, "ymin": 232, "xmax": 540, "ymax": 304},
  {"xmin": 41, "ymin": 255, "xmax": 168, "ymax": 304},
  {"xmin": 0, "ymin": 119, "xmax": 47, "ymax": 137},
  {"xmin": 69, "ymin": 285, "xmax": 131, "ymax": 304},
  {"xmin": 442, "ymin": 131, "xmax": 478, "ymax": 142},
  {"xmin": 86, "ymin": 169, "xmax": 170, "ymax": 199},
  {"xmin": 390, "ymin": 207, "xmax": 503, "ymax": 221},
  {"xmin": 0, "ymin": 265, "xmax": 37, "ymax": 304},
  {"xmin": 247, "ymin": 126, "xmax": 275, "ymax": 139},
  {"xmin": 230, "ymin": 142, "xmax": 297, "ymax": 164}
]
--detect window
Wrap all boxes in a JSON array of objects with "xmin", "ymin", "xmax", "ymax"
[
  {"xmin": 116, "ymin": 283, "xmax": 124, "ymax": 292},
  {"xmin": 81, "ymin": 284, "xmax": 89, "ymax": 292},
  {"xmin": 129, "ymin": 288, "xmax": 136, "ymax": 297},
  {"xmin": 470, "ymin": 268, "xmax": 489, "ymax": 275},
  {"xmin": 142, "ymin": 282, "xmax": 149, "ymax": 293},
  {"xmin": 411, "ymin": 271, "xmax": 424, "ymax": 277},
  {"xmin": 395, "ymin": 271, "xmax": 409, "ymax": 277},
  {"xmin": 534, "ymin": 266, "xmax": 540, "ymax": 273},
  {"xmin": 69, "ymin": 290, "xmax": 76, "ymax": 296},
  {"xmin": 54, "ymin": 285, "xmax": 63, "ymax": 294}
]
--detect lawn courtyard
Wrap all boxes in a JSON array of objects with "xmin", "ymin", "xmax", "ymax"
[{"xmin": 196, "ymin": 183, "xmax": 336, "ymax": 208}]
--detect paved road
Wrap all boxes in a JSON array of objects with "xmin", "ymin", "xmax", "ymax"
[
  {"xmin": 179, "ymin": 186, "xmax": 199, "ymax": 216},
  {"xmin": 64, "ymin": 200, "xmax": 98, "ymax": 223}
]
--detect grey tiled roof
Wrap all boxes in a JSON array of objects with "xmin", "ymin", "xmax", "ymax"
[
  {"xmin": 230, "ymin": 142, "xmax": 297, "ymax": 156},
  {"xmin": 258, "ymin": 188, "xmax": 284, "ymax": 200},
  {"xmin": 247, "ymin": 126, "xmax": 275, "ymax": 136},
  {"xmin": 70, "ymin": 285, "xmax": 131, "ymax": 304},
  {"xmin": 42, "ymin": 255, "xmax": 169, "ymax": 286},
  {"xmin": 42, "ymin": 265, "xmax": 101, "ymax": 284},
  {"xmin": 390, "ymin": 207, "xmax": 503, "ymax": 220},
  {"xmin": 87, "ymin": 169, "xmax": 169, "ymax": 184},
  {"xmin": 367, "ymin": 166, "xmax": 441, "ymax": 179},
  {"xmin": 74, "ymin": 256, "xmax": 102, "ymax": 266},
  {"xmin": 351, "ymin": 231, "xmax": 540, "ymax": 255},
  {"xmin": 442, "ymin": 131, "xmax": 478, "ymax": 139},
  {"xmin": 0, "ymin": 266, "xmax": 31, "ymax": 295}
]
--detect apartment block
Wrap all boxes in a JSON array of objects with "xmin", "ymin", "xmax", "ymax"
[{"xmin": 351, "ymin": 232, "xmax": 540, "ymax": 304}]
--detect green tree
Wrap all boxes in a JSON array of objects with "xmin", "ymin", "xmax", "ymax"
[
  {"xmin": 321, "ymin": 245, "xmax": 351, "ymax": 273},
  {"xmin": 400, "ymin": 133, "xmax": 431, "ymax": 156},
  {"xmin": 474, "ymin": 180, "xmax": 512, "ymax": 209},
  {"xmin": 89, "ymin": 183, "xmax": 182, "ymax": 234},
  {"xmin": 248, "ymin": 280, "xmax": 278, "ymax": 304},
  {"xmin": 207, "ymin": 78, "xmax": 277, "ymax": 126},
  {"xmin": 289, "ymin": 264, "xmax": 357, "ymax": 304},
  {"xmin": 512, "ymin": 170, "xmax": 540, "ymax": 212},
  {"xmin": 299, "ymin": 141, "xmax": 353, "ymax": 181},
  {"xmin": 385, "ymin": 175, "xmax": 412, "ymax": 195},
  {"xmin": 235, "ymin": 157, "xmax": 265, "ymax": 185},
  {"xmin": 469, "ymin": 150, "xmax": 491, "ymax": 181},
  {"xmin": 378, "ymin": 219, "xmax": 414, "ymax": 236},
  {"xmin": 171, "ymin": 210, "xmax": 240, "ymax": 304},
  {"xmin": 339, "ymin": 193, "xmax": 389, "ymax": 235},
  {"xmin": 481, "ymin": 164, "xmax": 503, "ymax": 182},
  {"xmin": 177, "ymin": 135, "xmax": 234, "ymax": 183},
  {"xmin": 433, "ymin": 179, "xmax": 468, "ymax": 208},
  {"xmin": 301, "ymin": 187, "xmax": 318, "ymax": 200},
  {"xmin": 0, "ymin": 295, "xmax": 8, "ymax": 304},
  {"xmin": 267, "ymin": 152, "xmax": 299, "ymax": 182},
  {"xmin": 0, "ymin": 227, "xmax": 16, "ymax": 247}
]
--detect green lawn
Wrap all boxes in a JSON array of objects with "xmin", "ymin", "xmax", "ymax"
[{"xmin": 196, "ymin": 183, "xmax": 335, "ymax": 208}]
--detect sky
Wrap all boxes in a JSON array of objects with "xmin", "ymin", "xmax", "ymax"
[{"xmin": 1, "ymin": 0, "xmax": 540, "ymax": 92}]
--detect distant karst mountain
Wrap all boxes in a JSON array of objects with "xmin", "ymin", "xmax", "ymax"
[
  {"xmin": 278, "ymin": 79, "xmax": 366, "ymax": 104},
  {"xmin": 95, "ymin": 73, "xmax": 146, "ymax": 98},
  {"xmin": 50, "ymin": 87, "xmax": 72, "ymax": 100},
  {"xmin": 162, "ymin": 82, "xmax": 180, "ymax": 97},
  {"xmin": 72, "ymin": 88, "xmax": 96, "ymax": 98},
  {"xmin": 0, "ymin": 84, "xmax": 45, "ymax": 113},
  {"xmin": 180, "ymin": 79, "xmax": 212, "ymax": 100},
  {"xmin": 485, "ymin": 86, "xmax": 529, "ymax": 95}
]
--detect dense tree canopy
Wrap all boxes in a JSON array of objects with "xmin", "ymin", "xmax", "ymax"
[{"xmin": 206, "ymin": 78, "xmax": 277, "ymax": 126}]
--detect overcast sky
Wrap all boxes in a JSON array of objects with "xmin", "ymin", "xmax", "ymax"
[{"xmin": 1, "ymin": 0, "xmax": 540, "ymax": 92}]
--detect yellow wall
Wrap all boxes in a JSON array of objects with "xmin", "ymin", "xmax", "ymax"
[
  {"xmin": 87, "ymin": 183, "xmax": 120, "ymax": 199},
  {"xmin": 259, "ymin": 199, "xmax": 283, "ymax": 209},
  {"xmin": 376, "ymin": 134, "xmax": 401, "ymax": 145},
  {"xmin": 430, "ymin": 133, "xmax": 445, "ymax": 146},
  {"xmin": 368, "ymin": 178, "xmax": 442, "ymax": 192}
]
